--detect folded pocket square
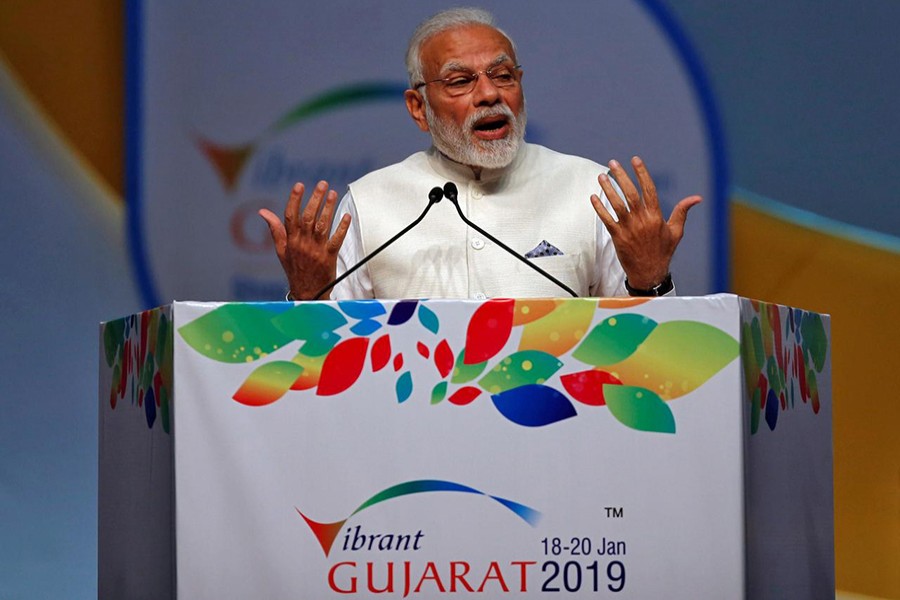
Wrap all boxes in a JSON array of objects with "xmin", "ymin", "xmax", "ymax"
[{"xmin": 525, "ymin": 240, "xmax": 564, "ymax": 258}]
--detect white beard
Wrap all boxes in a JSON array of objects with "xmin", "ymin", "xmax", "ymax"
[{"xmin": 425, "ymin": 101, "xmax": 527, "ymax": 169}]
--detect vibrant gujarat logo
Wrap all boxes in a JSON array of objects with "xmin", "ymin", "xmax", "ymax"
[
  {"xmin": 296, "ymin": 479, "xmax": 541, "ymax": 557},
  {"xmin": 194, "ymin": 81, "xmax": 408, "ymax": 191}
]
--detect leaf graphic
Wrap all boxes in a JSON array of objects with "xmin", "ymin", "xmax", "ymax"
[
  {"xmin": 317, "ymin": 337, "xmax": 370, "ymax": 396},
  {"xmin": 233, "ymin": 361, "xmax": 305, "ymax": 406},
  {"xmin": 800, "ymin": 312, "xmax": 828, "ymax": 372},
  {"xmin": 417, "ymin": 304, "xmax": 440, "ymax": 334},
  {"xmin": 431, "ymin": 381, "xmax": 448, "ymax": 404},
  {"xmin": 518, "ymin": 298, "xmax": 596, "ymax": 356},
  {"xmin": 289, "ymin": 352, "xmax": 326, "ymax": 390},
  {"xmin": 388, "ymin": 300, "xmax": 418, "ymax": 325},
  {"xmin": 451, "ymin": 348, "xmax": 487, "ymax": 384},
  {"xmin": 604, "ymin": 321, "xmax": 739, "ymax": 400},
  {"xmin": 560, "ymin": 369, "xmax": 622, "ymax": 406},
  {"xmin": 396, "ymin": 372, "xmax": 413, "ymax": 403},
  {"xmin": 350, "ymin": 318, "xmax": 382, "ymax": 336},
  {"xmin": 179, "ymin": 304, "xmax": 292, "ymax": 363},
  {"xmin": 604, "ymin": 385, "xmax": 675, "ymax": 433},
  {"xmin": 272, "ymin": 303, "xmax": 347, "ymax": 339},
  {"xmin": 338, "ymin": 300, "xmax": 386, "ymax": 320},
  {"xmin": 370, "ymin": 335, "xmax": 391, "ymax": 372},
  {"xmin": 449, "ymin": 386, "xmax": 482, "ymax": 406},
  {"xmin": 465, "ymin": 299, "xmax": 514, "ymax": 364},
  {"xmin": 572, "ymin": 313, "xmax": 657, "ymax": 366},
  {"xmin": 491, "ymin": 384, "xmax": 577, "ymax": 427},
  {"xmin": 434, "ymin": 340, "xmax": 454, "ymax": 378},
  {"xmin": 479, "ymin": 350, "xmax": 563, "ymax": 394},
  {"xmin": 512, "ymin": 299, "xmax": 560, "ymax": 325}
]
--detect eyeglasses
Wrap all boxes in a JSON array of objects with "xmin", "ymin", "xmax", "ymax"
[{"xmin": 414, "ymin": 64, "xmax": 522, "ymax": 97}]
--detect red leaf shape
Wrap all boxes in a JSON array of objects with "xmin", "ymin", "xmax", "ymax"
[
  {"xmin": 371, "ymin": 334, "xmax": 391, "ymax": 372},
  {"xmin": 434, "ymin": 339, "xmax": 454, "ymax": 378},
  {"xmin": 449, "ymin": 386, "xmax": 482, "ymax": 406},
  {"xmin": 417, "ymin": 342, "xmax": 430, "ymax": 359},
  {"xmin": 464, "ymin": 299, "xmax": 514, "ymax": 364},
  {"xmin": 561, "ymin": 370, "xmax": 622, "ymax": 406},
  {"xmin": 393, "ymin": 353, "xmax": 404, "ymax": 372},
  {"xmin": 758, "ymin": 372, "xmax": 768, "ymax": 408},
  {"xmin": 317, "ymin": 337, "xmax": 370, "ymax": 396}
]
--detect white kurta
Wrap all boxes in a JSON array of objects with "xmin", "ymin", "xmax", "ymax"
[{"xmin": 333, "ymin": 143, "xmax": 627, "ymax": 300}]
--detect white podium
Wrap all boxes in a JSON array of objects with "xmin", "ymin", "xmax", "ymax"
[{"xmin": 99, "ymin": 295, "xmax": 832, "ymax": 598}]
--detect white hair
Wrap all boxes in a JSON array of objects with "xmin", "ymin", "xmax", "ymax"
[{"xmin": 405, "ymin": 7, "xmax": 517, "ymax": 87}]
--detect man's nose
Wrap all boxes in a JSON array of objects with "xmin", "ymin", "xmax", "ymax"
[{"xmin": 471, "ymin": 73, "xmax": 501, "ymax": 105}]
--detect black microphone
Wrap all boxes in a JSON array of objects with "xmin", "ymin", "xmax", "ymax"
[
  {"xmin": 442, "ymin": 181, "xmax": 578, "ymax": 298},
  {"xmin": 311, "ymin": 187, "xmax": 444, "ymax": 300}
]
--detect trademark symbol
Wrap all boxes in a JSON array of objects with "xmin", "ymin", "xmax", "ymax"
[{"xmin": 604, "ymin": 506, "xmax": 624, "ymax": 518}]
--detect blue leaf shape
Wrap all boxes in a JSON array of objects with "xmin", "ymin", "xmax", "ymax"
[
  {"xmin": 418, "ymin": 304, "xmax": 439, "ymax": 334},
  {"xmin": 388, "ymin": 300, "xmax": 418, "ymax": 325},
  {"xmin": 396, "ymin": 371, "xmax": 413, "ymax": 403},
  {"xmin": 350, "ymin": 318, "xmax": 382, "ymax": 336},
  {"xmin": 145, "ymin": 387, "xmax": 156, "ymax": 429},
  {"xmin": 765, "ymin": 388, "xmax": 779, "ymax": 431},
  {"xmin": 339, "ymin": 300, "xmax": 387, "ymax": 320},
  {"xmin": 491, "ymin": 384, "xmax": 577, "ymax": 427}
]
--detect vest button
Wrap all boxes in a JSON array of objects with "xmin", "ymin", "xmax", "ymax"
[
  {"xmin": 471, "ymin": 238, "xmax": 485, "ymax": 250},
  {"xmin": 471, "ymin": 188, "xmax": 483, "ymax": 199},
  {"xmin": 474, "ymin": 292, "xmax": 487, "ymax": 300}
]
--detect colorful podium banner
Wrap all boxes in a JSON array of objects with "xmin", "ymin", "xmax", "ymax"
[{"xmin": 99, "ymin": 295, "xmax": 832, "ymax": 598}]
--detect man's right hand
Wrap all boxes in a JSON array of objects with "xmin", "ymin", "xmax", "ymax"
[{"xmin": 258, "ymin": 180, "xmax": 351, "ymax": 301}]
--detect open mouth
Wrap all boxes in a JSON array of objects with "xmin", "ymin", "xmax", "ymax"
[{"xmin": 472, "ymin": 115, "xmax": 510, "ymax": 139}]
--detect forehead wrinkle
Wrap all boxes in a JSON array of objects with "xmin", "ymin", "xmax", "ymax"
[{"xmin": 439, "ymin": 53, "xmax": 512, "ymax": 75}]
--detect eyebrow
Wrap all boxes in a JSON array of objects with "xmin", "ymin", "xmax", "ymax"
[{"xmin": 439, "ymin": 53, "xmax": 512, "ymax": 75}]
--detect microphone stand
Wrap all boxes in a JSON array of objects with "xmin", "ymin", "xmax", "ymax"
[
  {"xmin": 442, "ymin": 181, "xmax": 578, "ymax": 298},
  {"xmin": 311, "ymin": 187, "xmax": 445, "ymax": 300}
]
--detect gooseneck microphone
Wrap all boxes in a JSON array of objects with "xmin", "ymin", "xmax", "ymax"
[
  {"xmin": 442, "ymin": 181, "xmax": 578, "ymax": 298},
  {"xmin": 312, "ymin": 187, "xmax": 445, "ymax": 300}
]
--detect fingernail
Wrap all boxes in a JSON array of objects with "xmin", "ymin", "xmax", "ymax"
[
  {"xmin": 292, "ymin": 183, "xmax": 302, "ymax": 193},
  {"xmin": 317, "ymin": 181, "xmax": 327, "ymax": 190},
  {"xmin": 632, "ymin": 156, "xmax": 643, "ymax": 165},
  {"xmin": 609, "ymin": 159, "xmax": 620, "ymax": 169},
  {"xmin": 598, "ymin": 173, "xmax": 609, "ymax": 183}
]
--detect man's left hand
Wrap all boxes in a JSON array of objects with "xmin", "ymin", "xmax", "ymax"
[{"xmin": 590, "ymin": 156, "xmax": 702, "ymax": 290}]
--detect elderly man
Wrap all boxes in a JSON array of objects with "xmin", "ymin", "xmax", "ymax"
[{"xmin": 260, "ymin": 8, "xmax": 701, "ymax": 300}]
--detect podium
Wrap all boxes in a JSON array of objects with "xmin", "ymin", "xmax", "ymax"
[{"xmin": 98, "ymin": 295, "xmax": 833, "ymax": 598}]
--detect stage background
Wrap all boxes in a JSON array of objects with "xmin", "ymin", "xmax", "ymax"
[{"xmin": 1, "ymin": 1, "xmax": 898, "ymax": 598}]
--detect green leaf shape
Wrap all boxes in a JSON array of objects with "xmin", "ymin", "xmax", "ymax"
[
  {"xmin": 451, "ymin": 348, "xmax": 488, "ymax": 384},
  {"xmin": 478, "ymin": 350, "xmax": 563, "ymax": 395},
  {"xmin": 572, "ymin": 314, "xmax": 658, "ymax": 366},
  {"xmin": 607, "ymin": 321, "xmax": 740, "ymax": 400},
  {"xmin": 750, "ymin": 387, "xmax": 761, "ymax": 435},
  {"xmin": 103, "ymin": 319, "xmax": 126, "ymax": 367},
  {"xmin": 431, "ymin": 381, "xmax": 448, "ymax": 404},
  {"xmin": 272, "ymin": 303, "xmax": 347, "ymax": 339},
  {"xmin": 178, "ymin": 304, "xmax": 292, "ymax": 363},
  {"xmin": 800, "ymin": 312, "xmax": 828, "ymax": 372},
  {"xmin": 604, "ymin": 385, "xmax": 675, "ymax": 434}
]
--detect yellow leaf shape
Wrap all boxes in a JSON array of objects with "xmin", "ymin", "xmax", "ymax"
[
  {"xmin": 605, "ymin": 321, "xmax": 739, "ymax": 400},
  {"xmin": 518, "ymin": 299, "xmax": 596, "ymax": 356}
]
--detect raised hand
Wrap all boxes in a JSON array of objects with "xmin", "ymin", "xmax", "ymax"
[
  {"xmin": 258, "ymin": 181, "xmax": 351, "ymax": 300},
  {"xmin": 590, "ymin": 156, "xmax": 702, "ymax": 291}
]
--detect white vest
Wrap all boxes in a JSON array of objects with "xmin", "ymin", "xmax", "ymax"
[{"xmin": 348, "ymin": 144, "xmax": 620, "ymax": 299}]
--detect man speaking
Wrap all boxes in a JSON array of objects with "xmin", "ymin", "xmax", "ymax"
[{"xmin": 259, "ymin": 7, "xmax": 701, "ymax": 301}]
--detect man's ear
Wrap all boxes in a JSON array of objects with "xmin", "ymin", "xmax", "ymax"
[{"xmin": 405, "ymin": 89, "xmax": 430, "ymax": 132}]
